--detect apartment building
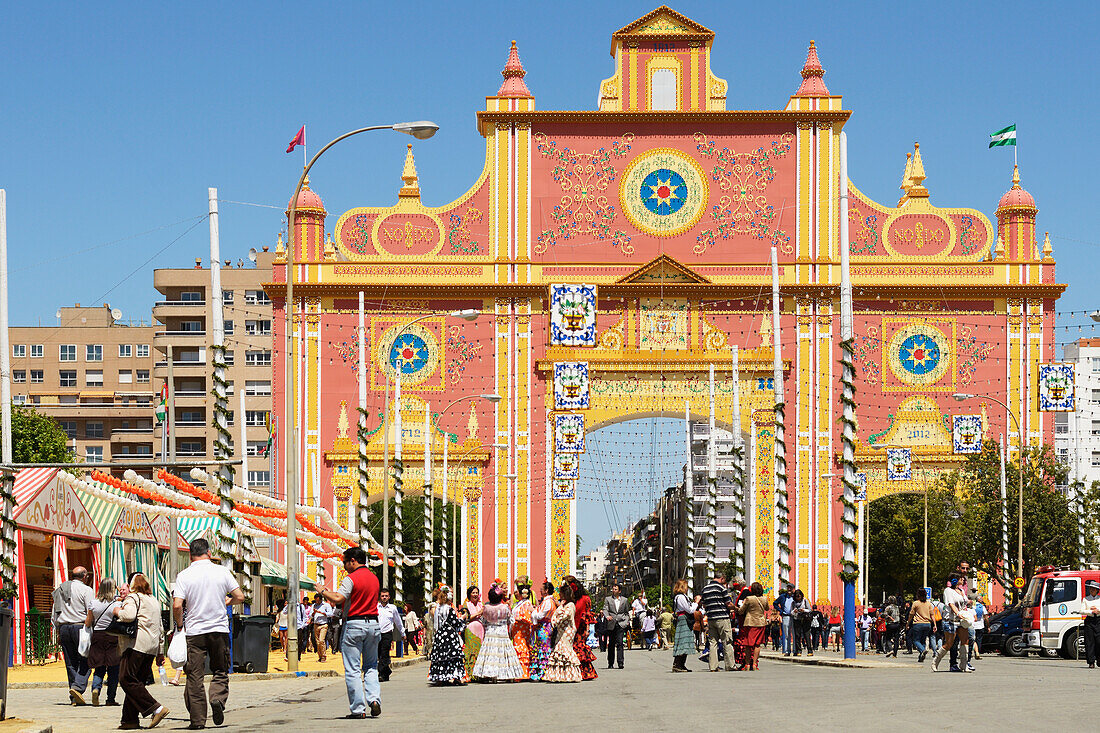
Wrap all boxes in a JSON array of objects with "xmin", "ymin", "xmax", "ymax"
[
  {"xmin": 1055, "ymin": 338, "xmax": 1100, "ymax": 486},
  {"xmin": 151, "ymin": 249, "xmax": 276, "ymax": 498},
  {"xmin": 10, "ymin": 304, "xmax": 155, "ymax": 468}
]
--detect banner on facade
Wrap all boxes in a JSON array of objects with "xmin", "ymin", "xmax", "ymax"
[
  {"xmin": 553, "ymin": 362, "xmax": 590, "ymax": 410},
  {"xmin": 1037, "ymin": 363, "xmax": 1075, "ymax": 412},
  {"xmin": 554, "ymin": 413, "xmax": 586, "ymax": 453},
  {"xmin": 886, "ymin": 448, "xmax": 912, "ymax": 481},
  {"xmin": 552, "ymin": 480, "xmax": 576, "ymax": 500},
  {"xmin": 554, "ymin": 452, "xmax": 580, "ymax": 480},
  {"xmin": 952, "ymin": 415, "xmax": 983, "ymax": 454},
  {"xmin": 549, "ymin": 284, "xmax": 597, "ymax": 347}
]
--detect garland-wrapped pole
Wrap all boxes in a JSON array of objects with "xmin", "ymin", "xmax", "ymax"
[
  {"xmin": 730, "ymin": 345, "xmax": 745, "ymax": 578},
  {"xmin": 0, "ymin": 190, "xmax": 16, "ymax": 601},
  {"xmin": 442, "ymin": 434, "xmax": 450, "ymax": 586},
  {"xmin": 770, "ymin": 246, "xmax": 790, "ymax": 591},
  {"xmin": 423, "ymin": 404, "xmax": 433, "ymax": 602},
  {"xmin": 683, "ymin": 400, "xmax": 694, "ymax": 588},
  {"xmin": 705, "ymin": 364, "xmax": 718, "ymax": 580},
  {"xmin": 357, "ymin": 292, "xmax": 371, "ymax": 554},
  {"xmin": 208, "ymin": 188, "xmax": 248, "ymax": 599},
  {"xmin": 393, "ymin": 373, "xmax": 404, "ymax": 603},
  {"xmin": 838, "ymin": 132, "xmax": 859, "ymax": 659}
]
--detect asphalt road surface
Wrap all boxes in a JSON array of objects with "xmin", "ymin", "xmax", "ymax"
[{"xmin": 11, "ymin": 648, "xmax": 1097, "ymax": 732}]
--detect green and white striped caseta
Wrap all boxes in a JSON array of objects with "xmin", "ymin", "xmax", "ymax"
[{"xmin": 989, "ymin": 124, "xmax": 1017, "ymax": 148}]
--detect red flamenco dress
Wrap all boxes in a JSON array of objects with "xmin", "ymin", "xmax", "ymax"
[{"xmin": 572, "ymin": 594, "xmax": 598, "ymax": 681}]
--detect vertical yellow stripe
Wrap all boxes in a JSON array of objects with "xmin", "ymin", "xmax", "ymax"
[
  {"xmin": 797, "ymin": 303, "xmax": 812, "ymax": 587},
  {"xmin": 516, "ymin": 125, "xmax": 530, "ymax": 282},
  {"xmin": 798, "ymin": 124, "xmax": 812, "ymax": 266},
  {"xmin": 690, "ymin": 45, "xmax": 700, "ymax": 110},
  {"xmin": 629, "ymin": 46, "xmax": 638, "ymax": 110}
]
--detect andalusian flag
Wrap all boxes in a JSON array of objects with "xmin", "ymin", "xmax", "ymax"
[
  {"xmin": 155, "ymin": 383, "xmax": 167, "ymax": 424},
  {"xmin": 989, "ymin": 124, "xmax": 1017, "ymax": 148},
  {"xmin": 262, "ymin": 413, "xmax": 274, "ymax": 457}
]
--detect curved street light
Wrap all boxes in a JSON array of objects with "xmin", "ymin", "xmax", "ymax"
[
  {"xmin": 282, "ymin": 120, "xmax": 438, "ymax": 672},
  {"xmin": 953, "ymin": 392, "xmax": 1025, "ymax": 587}
]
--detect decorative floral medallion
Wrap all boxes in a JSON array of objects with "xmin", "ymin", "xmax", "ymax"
[
  {"xmin": 377, "ymin": 323, "xmax": 439, "ymax": 386},
  {"xmin": 952, "ymin": 415, "xmax": 982, "ymax": 454},
  {"xmin": 887, "ymin": 322, "xmax": 950, "ymax": 387},
  {"xmin": 1038, "ymin": 363, "xmax": 1075, "ymax": 412},
  {"xmin": 554, "ymin": 413, "xmax": 585, "ymax": 453},
  {"xmin": 886, "ymin": 447, "xmax": 912, "ymax": 481},
  {"xmin": 619, "ymin": 148, "xmax": 708, "ymax": 237}
]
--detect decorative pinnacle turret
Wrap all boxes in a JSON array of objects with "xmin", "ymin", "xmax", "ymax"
[
  {"xmin": 904, "ymin": 142, "xmax": 929, "ymax": 199},
  {"xmin": 399, "ymin": 144, "xmax": 420, "ymax": 199},
  {"xmin": 1011, "ymin": 163, "xmax": 1021, "ymax": 189},
  {"xmin": 497, "ymin": 40, "xmax": 533, "ymax": 98},
  {"xmin": 1042, "ymin": 231, "xmax": 1053, "ymax": 260},
  {"xmin": 794, "ymin": 40, "xmax": 830, "ymax": 96}
]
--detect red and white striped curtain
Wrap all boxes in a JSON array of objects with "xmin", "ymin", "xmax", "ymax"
[
  {"xmin": 90, "ymin": 543, "xmax": 102, "ymax": 594},
  {"xmin": 52, "ymin": 535, "xmax": 68, "ymax": 589},
  {"xmin": 13, "ymin": 530, "xmax": 27, "ymax": 665}
]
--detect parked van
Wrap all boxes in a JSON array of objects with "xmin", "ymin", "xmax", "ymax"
[{"xmin": 1023, "ymin": 565, "xmax": 1100, "ymax": 658}]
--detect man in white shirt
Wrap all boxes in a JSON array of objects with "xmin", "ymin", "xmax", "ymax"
[
  {"xmin": 932, "ymin": 574, "xmax": 968, "ymax": 673},
  {"xmin": 376, "ymin": 589, "xmax": 404, "ymax": 682},
  {"xmin": 312, "ymin": 595, "xmax": 334, "ymax": 662},
  {"xmin": 51, "ymin": 566, "xmax": 94, "ymax": 705},
  {"xmin": 1082, "ymin": 579, "xmax": 1100, "ymax": 668},
  {"xmin": 172, "ymin": 538, "xmax": 244, "ymax": 730},
  {"xmin": 294, "ymin": 596, "xmax": 312, "ymax": 661}
]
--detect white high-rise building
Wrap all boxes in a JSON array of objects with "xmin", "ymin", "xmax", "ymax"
[{"xmin": 1055, "ymin": 338, "xmax": 1100, "ymax": 488}]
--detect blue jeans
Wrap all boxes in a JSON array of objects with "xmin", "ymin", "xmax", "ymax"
[
  {"xmin": 911, "ymin": 623, "xmax": 931, "ymax": 654},
  {"xmin": 780, "ymin": 616, "xmax": 792, "ymax": 654},
  {"xmin": 57, "ymin": 623, "xmax": 90, "ymax": 692},
  {"xmin": 341, "ymin": 619, "xmax": 380, "ymax": 715},
  {"xmin": 91, "ymin": 664, "xmax": 120, "ymax": 702},
  {"xmin": 860, "ymin": 627, "xmax": 869, "ymax": 651}
]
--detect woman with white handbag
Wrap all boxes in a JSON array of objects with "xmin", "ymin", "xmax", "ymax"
[{"xmin": 112, "ymin": 573, "xmax": 170, "ymax": 730}]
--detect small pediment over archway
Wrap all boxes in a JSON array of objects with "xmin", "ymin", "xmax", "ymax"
[{"xmin": 616, "ymin": 254, "xmax": 710, "ymax": 284}]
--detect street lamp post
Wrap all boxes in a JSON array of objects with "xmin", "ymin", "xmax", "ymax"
[
  {"xmin": 954, "ymin": 392, "xmax": 1025, "ymax": 585},
  {"xmin": 283, "ymin": 120, "xmax": 438, "ymax": 671}
]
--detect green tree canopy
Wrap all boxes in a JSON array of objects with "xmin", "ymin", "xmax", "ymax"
[
  {"xmin": 868, "ymin": 440, "xmax": 1082, "ymax": 602},
  {"xmin": 0, "ymin": 405, "xmax": 74, "ymax": 464}
]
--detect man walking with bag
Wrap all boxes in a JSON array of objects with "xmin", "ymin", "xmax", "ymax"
[
  {"xmin": 52, "ymin": 566, "xmax": 94, "ymax": 705},
  {"xmin": 322, "ymin": 547, "xmax": 382, "ymax": 719},
  {"xmin": 602, "ymin": 584, "xmax": 629, "ymax": 669},
  {"xmin": 172, "ymin": 539, "xmax": 245, "ymax": 730}
]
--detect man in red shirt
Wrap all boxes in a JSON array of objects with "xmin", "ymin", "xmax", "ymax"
[{"xmin": 323, "ymin": 547, "xmax": 381, "ymax": 718}]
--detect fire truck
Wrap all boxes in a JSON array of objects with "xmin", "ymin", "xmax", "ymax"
[{"xmin": 1023, "ymin": 565, "xmax": 1100, "ymax": 658}]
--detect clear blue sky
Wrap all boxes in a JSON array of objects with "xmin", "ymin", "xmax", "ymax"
[{"xmin": 3, "ymin": 1, "xmax": 1097, "ymax": 550}]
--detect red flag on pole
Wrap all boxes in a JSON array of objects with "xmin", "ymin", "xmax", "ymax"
[{"xmin": 286, "ymin": 125, "xmax": 305, "ymax": 153}]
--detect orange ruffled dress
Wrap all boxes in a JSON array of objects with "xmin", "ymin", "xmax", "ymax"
[{"xmin": 510, "ymin": 598, "xmax": 535, "ymax": 679}]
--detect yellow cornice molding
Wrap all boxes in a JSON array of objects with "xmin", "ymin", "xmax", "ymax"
[{"xmin": 476, "ymin": 109, "xmax": 851, "ymax": 136}]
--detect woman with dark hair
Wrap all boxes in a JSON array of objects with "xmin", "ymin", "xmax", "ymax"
[
  {"xmin": 671, "ymin": 578, "xmax": 700, "ymax": 672},
  {"xmin": 735, "ymin": 582, "xmax": 769, "ymax": 671},
  {"xmin": 84, "ymin": 577, "xmax": 121, "ymax": 707},
  {"xmin": 543, "ymin": 581, "xmax": 581, "ymax": 682},
  {"xmin": 428, "ymin": 586, "xmax": 466, "ymax": 685},
  {"xmin": 562, "ymin": 575, "xmax": 598, "ymax": 681},
  {"xmin": 461, "ymin": 585, "xmax": 484, "ymax": 682},
  {"xmin": 472, "ymin": 582, "xmax": 524, "ymax": 681},
  {"xmin": 529, "ymin": 580, "xmax": 556, "ymax": 681},
  {"xmin": 510, "ymin": 576, "xmax": 535, "ymax": 679}
]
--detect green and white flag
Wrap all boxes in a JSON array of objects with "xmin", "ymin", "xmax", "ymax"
[
  {"xmin": 989, "ymin": 124, "xmax": 1016, "ymax": 148},
  {"xmin": 155, "ymin": 383, "xmax": 167, "ymax": 423}
]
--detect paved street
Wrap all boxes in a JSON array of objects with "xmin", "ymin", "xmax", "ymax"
[{"xmin": 9, "ymin": 647, "xmax": 1099, "ymax": 732}]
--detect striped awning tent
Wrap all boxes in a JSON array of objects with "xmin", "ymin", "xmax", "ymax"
[
  {"xmin": 176, "ymin": 516, "xmax": 221, "ymax": 541},
  {"xmin": 13, "ymin": 467, "xmax": 57, "ymax": 507}
]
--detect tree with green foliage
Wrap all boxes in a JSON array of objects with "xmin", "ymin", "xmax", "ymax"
[
  {"xmin": 868, "ymin": 440, "xmax": 1083, "ymax": 602},
  {"xmin": 0, "ymin": 406, "xmax": 74, "ymax": 464}
]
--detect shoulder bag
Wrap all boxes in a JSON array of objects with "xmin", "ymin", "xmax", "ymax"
[{"xmin": 105, "ymin": 595, "xmax": 140, "ymax": 639}]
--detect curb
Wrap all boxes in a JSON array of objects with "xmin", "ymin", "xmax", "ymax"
[
  {"xmin": 8, "ymin": 658, "xmax": 424, "ymax": 690},
  {"xmin": 759, "ymin": 652, "xmax": 910, "ymax": 669}
]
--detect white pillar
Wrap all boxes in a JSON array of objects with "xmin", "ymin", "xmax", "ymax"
[
  {"xmin": 706, "ymin": 364, "xmax": 717, "ymax": 578},
  {"xmin": 684, "ymin": 400, "xmax": 694, "ymax": 587},
  {"xmin": 393, "ymin": 373, "xmax": 403, "ymax": 602},
  {"xmin": 424, "ymin": 404, "xmax": 432, "ymax": 601},
  {"xmin": 442, "ymin": 435, "xmax": 449, "ymax": 586},
  {"xmin": 771, "ymin": 246, "xmax": 789, "ymax": 589},
  {"xmin": 730, "ymin": 346, "xmax": 744, "ymax": 578},
  {"xmin": 356, "ymin": 291, "xmax": 367, "ymax": 543},
  {"xmin": 0, "ymin": 189, "xmax": 10, "ymax": 467}
]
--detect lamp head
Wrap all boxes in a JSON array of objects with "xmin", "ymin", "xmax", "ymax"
[
  {"xmin": 451, "ymin": 309, "xmax": 480, "ymax": 321},
  {"xmin": 952, "ymin": 393, "xmax": 973, "ymax": 402},
  {"xmin": 480, "ymin": 393, "xmax": 502, "ymax": 403},
  {"xmin": 392, "ymin": 121, "xmax": 440, "ymax": 140}
]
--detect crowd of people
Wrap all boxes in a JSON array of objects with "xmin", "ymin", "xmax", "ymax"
[{"xmin": 51, "ymin": 538, "xmax": 245, "ymax": 729}]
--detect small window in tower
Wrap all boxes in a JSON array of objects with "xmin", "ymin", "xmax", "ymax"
[{"xmin": 651, "ymin": 69, "xmax": 677, "ymax": 111}]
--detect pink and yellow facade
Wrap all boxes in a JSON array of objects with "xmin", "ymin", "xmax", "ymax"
[{"xmin": 268, "ymin": 7, "xmax": 1062, "ymax": 602}]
